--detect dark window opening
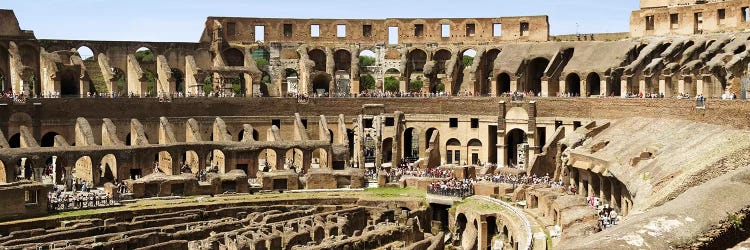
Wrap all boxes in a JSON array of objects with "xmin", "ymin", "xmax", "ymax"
[
  {"xmin": 555, "ymin": 120, "xmax": 563, "ymax": 129},
  {"xmin": 743, "ymin": 7, "xmax": 750, "ymax": 23},
  {"xmin": 466, "ymin": 23, "xmax": 476, "ymax": 37},
  {"xmin": 470, "ymin": 118, "xmax": 479, "ymax": 128},
  {"xmin": 646, "ymin": 16, "xmax": 655, "ymax": 31},
  {"xmin": 273, "ymin": 179, "xmax": 288, "ymax": 190},
  {"xmin": 363, "ymin": 119, "xmax": 373, "ymax": 128},
  {"xmin": 670, "ymin": 14, "xmax": 679, "ymax": 29},
  {"xmin": 537, "ymin": 127, "xmax": 547, "ymax": 149},
  {"xmin": 363, "ymin": 24, "xmax": 372, "ymax": 37},
  {"xmin": 272, "ymin": 119, "xmax": 281, "ymax": 129},
  {"xmin": 284, "ymin": 24, "xmax": 293, "ymax": 37},
  {"xmin": 449, "ymin": 118, "xmax": 459, "ymax": 128},
  {"xmin": 385, "ymin": 117, "xmax": 395, "ymax": 126},
  {"xmin": 301, "ymin": 119, "xmax": 308, "ymax": 129},
  {"xmin": 414, "ymin": 24, "xmax": 424, "ymax": 37},
  {"xmin": 25, "ymin": 190, "xmax": 38, "ymax": 204},
  {"xmin": 520, "ymin": 22, "xmax": 530, "ymax": 36},
  {"xmin": 718, "ymin": 9, "xmax": 726, "ymax": 25}
]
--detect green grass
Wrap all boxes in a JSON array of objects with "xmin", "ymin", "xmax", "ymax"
[
  {"xmin": 364, "ymin": 187, "xmax": 426, "ymax": 199},
  {"xmin": 454, "ymin": 197, "xmax": 507, "ymax": 213}
]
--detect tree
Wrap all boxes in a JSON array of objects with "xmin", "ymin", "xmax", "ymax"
[
  {"xmin": 135, "ymin": 49, "xmax": 155, "ymax": 62},
  {"xmin": 384, "ymin": 77, "xmax": 400, "ymax": 92},
  {"xmin": 435, "ymin": 83, "xmax": 446, "ymax": 92},
  {"xmin": 409, "ymin": 79, "xmax": 423, "ymax": 92},
  {"xmin": 144, "ymin": 71, "xmax": 156, "ymax": 95},
  {"xmin": 203, "ymin": 75, "xmax": 213, "ymax": 94},
  {"xmin": 360, "ymin": 74, "xmax": 376, "ymax": 90},
  {"xmin": 359, "ymin": 56, "xmax": 376, "ymax": 67},
  {"xmin": 462, "ymin": 55, "xmax": 474, "ymax": 66},
  {"xmin": 255, "ymin": 58, "xmax": 269, "ymax": 67}
]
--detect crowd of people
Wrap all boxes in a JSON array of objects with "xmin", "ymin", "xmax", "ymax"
[
  {"xmin": 586, "ymin": 195, "xmax": 619, "ymax": 231},
  {"xmin": 428, "ymin": 178, "xmax": 475, "ymax": 197},
  {"xmin": 478, "ymin": 172, "xmax": 563, "ymax": 188},
  {"xmin": 47, "ymin": 187, "xmax": 115, "ymax": 212}
]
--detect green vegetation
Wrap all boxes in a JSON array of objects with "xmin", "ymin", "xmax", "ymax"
[
  {"xmin": 384, "ymin": 76, "xmax": 400, "ymax": 92},
  {"xmin": 435, "ymin": 83, "xmax": 445, "ymax": 92},
  {"xmin": 255, "ymin": 58, "xmax": 269, "ymax": 67},
  {"xmin": 359, "ymin": 56, "xmax": 376, "ymax": 67},
  {"xmin": 203, "ymin": 75, "xmax": 213, "ymax": 94},
  {"xmin": 364, "ymin": 187, "xmax": 426, "ymax": 199},
  {"xmin": 409, "ymin": 79, "xmax": 423, "ymax": 92},
  {"xmin": 463, "ymin": 55, "xmax": 474, "ymax": 66},
  {"xmin": 454, "ymin": 197, "xmax": 506, "ymax": 213},
  {"xmin": 135, "ymin": 49, "xmax": 155, "ymax": 62},
  {"xmin": 360, "ymin": 74, "xmax": 376, "ymax": 90},
  {"xmin": 144, "ymin": 71, "xmax": 156, "ymax": 95},
  {"xmin": 728, "ymin": 212, "xmax": 745, "ymax": 231}
]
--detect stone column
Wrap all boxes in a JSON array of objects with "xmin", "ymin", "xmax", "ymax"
[
  {"xmin": 599, "ymin": 176, "xmax": 606, "ymax": 202},
  {"xmin": 479, "ymin": 221, "xmax": 489, "ymax": 250},
  {"xmin": 638, "ymin": 79, "xmax": 646, "ymax": 95},
  {"xmin": 620, "ymin": 78, "xmax": 629, "ymax": 96},
  {"xmin": 610, "ymin": 180, "xmax": 618, "ymax": 210}
]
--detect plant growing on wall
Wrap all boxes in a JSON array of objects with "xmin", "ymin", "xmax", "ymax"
[{"xmin": 360, "ymin": 74, "xmax": 376, "ymax": 90}]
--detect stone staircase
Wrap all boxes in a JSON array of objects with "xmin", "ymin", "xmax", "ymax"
[{"xmin": 82, "ymin": 59, "xmax": 109, "ymax": 93}]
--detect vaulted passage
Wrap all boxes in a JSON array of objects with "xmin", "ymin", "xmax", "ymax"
[
  {"xmin": 587, "ymin": 72, "xmax": 601, "ymax": 96},
  {"xmin": 525, "ymin": 57, "xmax": 549, "ymax": 94}
]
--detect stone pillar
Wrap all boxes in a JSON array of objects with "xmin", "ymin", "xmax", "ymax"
[
  {"xmin": 490, "ymin": 79, "xmax": 498, "ymax": 97},
  {"xmin": 658, "ymin": 78, "xmax": 667, "ymax": 97},
  {"xmin": 510, "ymin": 80, "xmax": 518, "ymax": 93},
  {"xmin": 64, "ymin": 166, "xmax": 73, "ymax": 191},
  {"xmin": 620, "ymin": 79, "xmax": 629, "ymax": 97},
  {"xmin": 610, "ymin": 181, "xmax": 618, "ymax": 210},
  {"xmin": 638, "ymin": 79, "xmax": 646, "ymax": 95},
  {"xmin": 696, "ymin": 78, "xmax": 705, "ymax": 96},
  {"xmin": 479, "ymin": 221, "xmax": 489, "ymax": 250},
  {"xmin": 541, "ymin": 79, "xmax": 550, "ymax": 97},
  {"xmin": 678, "ymin": 78, "xmax": 686, "ymax": 95},
  {"xmin": 581, "ymin": 79, "xmax": 588, "ymax": 97},
  {"xmin": 599, "ymin": 176, "xmax": 606, "ymax": 202},
  {"xmin": 587, "ymin": 175, "xmax": 594, "ymax": 198},
  {"xmin": 33, "ymin": 167, "xmax": 43, "ymax": 182}
]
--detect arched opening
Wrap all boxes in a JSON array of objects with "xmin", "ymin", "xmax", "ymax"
[
  {"xmin": 431, "ymin": 49, "xmax": 452, "ymax": 93},
  {"xmin": 526, "ymin": 57, "xmax": 549, "ymax": 94},
  {"xmin": 112, "ymin": 67, "xmax": 126, "ymax": 93},
  {"xmin": 143, "ymin": 69, "xmax": 157, "ymax": 96},
  {"xmin": 283, "ymin": 68, "xmax": 299, "ymax": 96},
  {"xmin": 259, "ymin": 148, "xmax": 277, "ymax": 172},
  {"xmin": 18, "ymin": 158, "xmax": 32, "ymax": 181},
  {"xmin": 407, "ymin": 49, "xmax": 427, "ymax": 93},
  {"xmin": 257, "ymin": 73, "xmax": 269, "ymax": 97},
  {"xmin": 425, "ymin": 128, "xmax": 437, "ymax": 150},
  {"xmin": 333, "ymin": 50, "xmax": 352, "ymax": 96},
  {"xmin": 311, "ymin": 73, "xmax": 331, "ymax": 96},
  {"xmin": 486, "ymin": 216, "xmax": 499, "ymax": 250},
  {"xmin": 587, "ymin": 72, "xmax": 601, "ymax": 96},
  {"xmin": 74, "ymin": 156, "xmax": 93, "ymax": 185},
  {"xmin": 454, "ymin": 49, "xmax": 476, "ymax": 95},
  {"xmin": 328, "ymin": 129, "xmax": 334, "ymax": 144},
  {"xmin": 467, "ymin": 139, "xmax": 483, "ymax": 165},
  {"xmin": 223, "ymin": 48, "xmax": 245, "ymax": 67},
  {"xmin": 497, "ymin": 73, "xmax": 511, "ymax": 95},
  {"xmin": 178, "ymin": 150, "xmax": 198, "ymax": 175},
  {"xmin": 333, "ymin": 49, "xmax": 352, "ymax": 71},
  {"xmin": 100, "ymin": 154, "xmax": 117, "ymax": 184},
  {"xmin": 313, "ymin": 148, "xmax": 328, "ymax": 169},
  {"xmin": 8, "ymin": 133, "xmax": 20, "ymax": 148},
  {"xmin": 384, "ymin": 68, "xmax": 401, "ymax": 92},
  {"xmin": 40, "ymin": 132, "xmax": 59, "ymax": 147},
  {"xmin": 135, "ymin": 47, "xmax": 154, "ymax": 62},
  {"xmin": 456, "ymin": 213, "xmax": 468, "ymax": 243},
  {"xmin": 382, "ymin": 138, "xmax": 393, "ymax": 164},
  {"xmin": 479, "ymin": 49, "xmax": 501, "ymax": 96},
  {"xmin": 155, "ymin": 151, "xmax": 173, "ymax": 175},
  {"xmin": 683, "ymin": 76, "xmax": 696, "ymax": 97},
  {"xmin": 60, "ymin": 70, "xmax": 80, "ymax": 97},
  {"xmin": 76, "ymin": 46, "xmax": 95, "ymax": 61},
  {"xmin": 506, "ymin": 129, "xmax": 528, "ymax": 167},
  {"xmin": 446, "ymin": 138, "xmax": 462, "ymax": 165},
  {"xmin": 403, "ymin": 128, "xmax": 419, "ymax": 162},
  {"xmin": 359, "ymin": 50, "xmax": 378, "ymax": 92},
  {"xmin": 285, "ymin": 148, "xmax": 305, "ymax": 172},
  {"xmin": 565, "ymin": 73, "xmax": 581, "ymax": 96},
  {"xmin": 0, "ymin": 69, "xmax": 7, "ymax": 93},
  {"xmin": 206, "ymin": 149, "xmax": 226, "ymax": 173},
  {"xmin": 171, "ymin": 68, "xmax": 185, "ymax": 93},
  {"xmin": 308, "ymin": 49, "xmax": 326, "ymax": 72}
]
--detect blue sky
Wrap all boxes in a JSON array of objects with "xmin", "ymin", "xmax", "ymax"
[{"xmin": 3, "ymin": 0, "xmax": 639, "ymax": 42}]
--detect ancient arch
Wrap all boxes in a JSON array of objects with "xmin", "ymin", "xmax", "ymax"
[
  {"xmin": 156, "ymin": 150, "xmax": 174, "ymax": 175},
  {"xmin": 308, "ymin": 49, "xmax": 326, "ymax": 72},
  {"xmin": 431, "ymin": 49, "xmax": 452, "ymax": 92},
  {"xmin": 497, "ymin": 72, "xmax": 511, "ymax": 95},
  {"xmin": 74, "ymin": 156, "xmax": 94, "ymax": 184},
  {"xmin": 223, "ymin": 48, "xmax": 245, "ymax": 67},
  {"xmin": 182, "ymin": 150, "xmax": 200, "ymax": 174},
  {"xmin": 526, "ymin": 57, "xmax": 549, "ymax": 94},
  {"xmin": 283, "ymin": 68, "xmax": 299, "ymax": 96},
  {"xmin": 100, "ymin": 154, "xmax": 117, "ymax": 184},
  {"xmin": 486, "ymin": 216, "xmax": 499, "ymax": 248},
  {"xmin": 259, "ymin": 148, "xmax": 277, "ymax": 172},
  {"xmin": 446, "ymin": 138, "xmax": 462, "ymax": 164},
  {"xmin": 40, "ymin": 132, "xmax": 59, "ymax": 147},
  {"xmin": 313, "ymin": 148, "xmax": 328, "ymax": 169},
  {"xmin": 456, "ymin": 213, "xmax": 469, "ymax": 246},
  {"xmin": 454, "ymin": 49, "xmax": 476, "ymax": 94},
  {"xmin": 311, "ymin": 72, "xmax": 331, "ymax": 96},
  {"xmin": 425, "ymin": 128, "xmax": 438, "ymax": 150},
  {"xmin": 479, "ymin": 49, "xmax": 501, "ymax": 96},
  {"xmin": 467, "ymin": 138, "xmax": 483, "ymax": 165},
  {"xmin": 333, "ymin": 49, "xmax": 352, "ymax": 71},
  {"xmin": 171, "ymin": 68, "xmax": 185, "ymax": 93},
  {"xmin": 285, "ymin": 148, "xmax": 305, "ymax": 172},
  {"xmin": 207, "ymin": 149, "xmax": 226, "ymax": 173},
  {"xmin": 565, "ymin": 73, "xmax": 581, "ymax": 96},
  {"xmin": 76, "ymin": 46, "xmax": 95, "ymax": 61},
  {"xmin": 587, "ymin": 72, "xmax": 601, "ymax": 96}
]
